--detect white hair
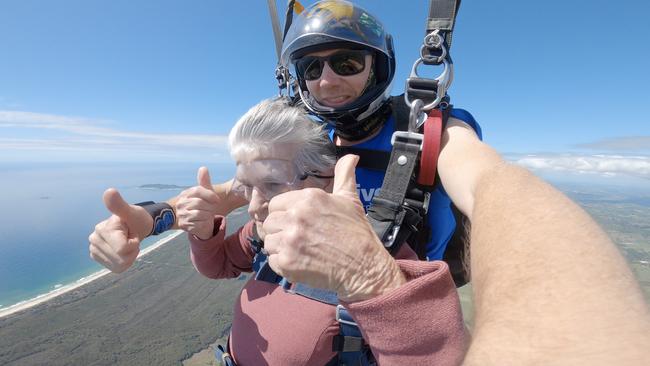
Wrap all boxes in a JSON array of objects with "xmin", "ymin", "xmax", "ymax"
[{"xmin": 228, "ymin": 97, "xmax": 336, "ymax": 174}]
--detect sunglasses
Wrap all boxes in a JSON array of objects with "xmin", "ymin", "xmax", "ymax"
[{"xmin": 294, "ymin": 50, "xmax": 371, "ymax": 81}]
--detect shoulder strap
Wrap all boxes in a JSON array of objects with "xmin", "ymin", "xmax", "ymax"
[
  {"xmin": 373, "ymin": 96, "xmax": 472, "ymax": 288},
  {"xmin": 366, "ymin": 97, "xmax": 429, "ymax": 257},
  {"xmin": 391, "ymin": 95, "xmax": 411, "ymax": 133}
]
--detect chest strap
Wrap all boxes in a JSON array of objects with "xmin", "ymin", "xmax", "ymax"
[{"xmin": 336, "ymin": 146, "xmax": 390, "ymax": 172}]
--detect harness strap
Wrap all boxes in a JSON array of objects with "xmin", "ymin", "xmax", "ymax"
[
  {"xmin": 282, "ymin": 0, "xmax": 297, "ymax": 42},
  {"xmin": 426, "ymin": 0, "xmax": 462, "ymax": 60},
  {"xmin": 366, "ymin": 133, "xmax": 424, "ymax": 255},
  {"xmin": 215, "ymin": 342, "xmax": 237, "ymax": 366},
  {"xmin": 333, "ymin": 305, "xmax": 375, "ymax": 365},
  {"xmin": 250, "ymin": 240, "xmax": 375, "ymax": 365},
  {"xmin": 335, "ymin": 146, "xmax": 390, "ymax": 171},
  {"xmin": 417, "ymin": 109, "xmax": 444, "ymax": 186}
]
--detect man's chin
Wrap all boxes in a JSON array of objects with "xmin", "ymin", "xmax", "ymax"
[{"xmin": 321, "ymin": 96, "xmax": 353, "ymax": 107}]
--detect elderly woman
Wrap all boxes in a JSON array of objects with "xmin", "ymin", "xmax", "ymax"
[{"xmin": 175, "ymin": 98, "xmax": 466, "ymax": 366}]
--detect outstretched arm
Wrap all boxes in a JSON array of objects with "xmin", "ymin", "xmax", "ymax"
[
  {"xmin": 89, "ymin": 171, "xmax": 247, "ymax": 273},
  {"xmin": 437, "ymin": 118, "xmax": 649, "ymax": 365},
  {"xmin": 464, "ymin": 163, "xmax": 649, "ymax": 365}
]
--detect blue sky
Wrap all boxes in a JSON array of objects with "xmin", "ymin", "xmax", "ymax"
[{"xmin": 1, "ymin": 0, "xmax": 649, "ymax": 180}]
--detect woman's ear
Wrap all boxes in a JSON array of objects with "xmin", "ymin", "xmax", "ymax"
[
  {"xmin": 303, "ymin": 175, "xmax": 334, "ymax": 192},
  {"xmin": 320, "ymin": 174, "xmax": 335, "ymax": 193}
]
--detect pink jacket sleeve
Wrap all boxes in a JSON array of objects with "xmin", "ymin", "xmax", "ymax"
[
  {"xmin": 343, "ymin": 260, "xmax": 468, "ymax": 366},
  {"xmin": 189, "ymin": 216, "xmax": 257, "ymax": 279}
]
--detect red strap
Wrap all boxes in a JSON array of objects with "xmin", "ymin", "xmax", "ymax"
[{"xmin": 417, "ymin": 109, "xmax": 443, "ymax": 186}]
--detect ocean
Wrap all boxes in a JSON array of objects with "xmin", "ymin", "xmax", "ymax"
[{"xmin": 0, "ymin": 162, "xmax": 235, "ymax": 309}]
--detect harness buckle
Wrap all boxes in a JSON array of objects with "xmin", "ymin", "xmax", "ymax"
[
  {"xmin": 280, "ymin": 278, "xmax": 295, "ymax": 294},
  {"xmin": 422, "ymin": 192, "xmax": 431, "ymax": 214},
  {"xmin": 390, "ymin": 131, "xmax": 423, "ymax": 150},
  {"xmin": 335, "ymin": 305, "xmax": 358, "ymax": 327},
  {"xmin": 384, "ymin": 224, "xmax": 401, "ymax": 249}
]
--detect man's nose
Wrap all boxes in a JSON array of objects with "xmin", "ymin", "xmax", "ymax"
[{"xmin": 318, "ymin": 62, "xmax": 340, "ymax": 87}]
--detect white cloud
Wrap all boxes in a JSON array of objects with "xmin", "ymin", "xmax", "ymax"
[
  {"xmin": 0, "ymin": 110, "xmax": 229, "ymax": 162},
  {"xmin": 576, "ymin": 136, "xmax": 650, "ymax": 151},
  {"xmin": 511, "ymin": 154, "xmax": 650, "ymax": 179}
]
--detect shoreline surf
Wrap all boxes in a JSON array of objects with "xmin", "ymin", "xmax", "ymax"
[{"xmin": 0, "ymin": 230, "xmax": 183, "ymax": 319}]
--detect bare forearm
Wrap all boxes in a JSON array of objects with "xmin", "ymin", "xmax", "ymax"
[{"xmin": 464, "ymin": 164, "xmax": 650, "ymax": 365}]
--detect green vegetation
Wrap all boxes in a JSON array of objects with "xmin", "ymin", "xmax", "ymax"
[
  {"xmin": 0, "ymin": 214, "xmax": 249, "ymax": 366},
  {"xmin": 578, "ymin": 200, "xmax": 650, "ymax": 301}
]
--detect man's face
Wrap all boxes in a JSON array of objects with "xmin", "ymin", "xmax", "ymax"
[{"xmin": 301, "ymin": 48, "xmax": 373, "ymax": 108}]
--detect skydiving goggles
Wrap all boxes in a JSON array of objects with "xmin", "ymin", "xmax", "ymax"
[
  {"xmin": 294, "ymin": 49, "xmax": 371, "ymax": 81},
  {"xmin": 230, "ymin": 159, "xmax": 333, "ymax": 201}
]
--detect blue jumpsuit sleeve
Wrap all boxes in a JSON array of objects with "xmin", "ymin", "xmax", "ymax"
[{"xmin": 449, "ymin": 108, "xmax": 482, "ymax": 140}]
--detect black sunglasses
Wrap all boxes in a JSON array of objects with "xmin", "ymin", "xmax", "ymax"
[{"xmin": 294, "ymin": 50, "xmax": 371, "ymax": 81}]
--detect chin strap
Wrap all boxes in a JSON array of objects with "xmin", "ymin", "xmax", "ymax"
[{"xmin": 332, "ymin": 102, "xmax": 391, "ymax": 141}]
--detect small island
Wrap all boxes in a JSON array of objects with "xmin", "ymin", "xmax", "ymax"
[{"xmin": 139, "ymin": 184, "xmax": 190, "ymax": 190}]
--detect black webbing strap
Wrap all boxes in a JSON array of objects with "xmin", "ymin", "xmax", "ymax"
[
  {"xmin": 426, "ymin": 0, "xmax": 462, "ymax": 51},
  {"xmin": 392, "ymin": 95, "xmax": 411, "ymax": 132},
  {"xmin": 336, "ymin": 146, "xmax": 390, "ymax": 171},
  {"xmin": 282, "ymin": 0, "xmax": 296, "ymax": 42},
  {"xmin": 366, "ymin": 135, "xmax": 423, "ymax": 254}
]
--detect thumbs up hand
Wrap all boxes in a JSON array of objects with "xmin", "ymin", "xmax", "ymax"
[
  {"xmin": 176, "ymin": 167, "xmax": 222, "ymax": 240},
  {"xmin": 88, "ymin": 188, "xmax": 153, "ymax": 273},
  {"xmin": 263, "ymin": 155, "xmax": 406, "ymax": 302}
]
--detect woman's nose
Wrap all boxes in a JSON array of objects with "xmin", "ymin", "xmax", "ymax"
[{"xmin": 247, "ymin": 189, "xmax": 269, "ymax": 219}]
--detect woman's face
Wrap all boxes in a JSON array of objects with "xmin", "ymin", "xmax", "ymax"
[{"xmin": 232, "ymin": 148, "xmax": 332, "ymax": 239}]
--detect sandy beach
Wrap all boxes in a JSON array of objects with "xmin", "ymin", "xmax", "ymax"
[{"xmin": 0, "ymin": 230, "xmax": 183, "ymax": 319}]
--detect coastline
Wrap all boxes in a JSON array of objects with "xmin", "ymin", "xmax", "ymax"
[
  {"xmin": 0, "ymin": 230, "xmax": 183, "ymax": 319},
  {"xmin": 0, "ymin": 231, "xmax": 246, "ymax": 365}
]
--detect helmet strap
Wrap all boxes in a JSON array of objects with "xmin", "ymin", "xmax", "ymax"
[
  {"xmin": 333, "ymin": 101, "xmax": 391, "ymax": 141},
  {"xmin": 360, "ymin": 58, "xmax": 377, "ymax": 96}
]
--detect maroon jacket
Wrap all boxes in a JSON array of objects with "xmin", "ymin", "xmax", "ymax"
[{"xmin": 189, "ymin": 216, "xmax": 467, "ymax": 365}]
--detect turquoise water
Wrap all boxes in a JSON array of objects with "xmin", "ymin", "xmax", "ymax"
[{"xmin": 0, "ymin": 162, "xmax": 234, "ymax": 309}]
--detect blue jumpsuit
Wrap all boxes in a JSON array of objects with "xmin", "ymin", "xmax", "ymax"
[{"xmin": 328, "ymin": 108, "xmax": 482, "ymax": 260}]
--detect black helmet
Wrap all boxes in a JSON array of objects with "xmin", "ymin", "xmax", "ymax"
[{"xmin": 281, "ymin": 0, "xmax": 396, "ymax": 140}]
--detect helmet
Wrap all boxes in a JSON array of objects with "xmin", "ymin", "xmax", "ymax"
[{"xmin": 280, "ymin": 0, "xmax": 396, "ymax": 140}]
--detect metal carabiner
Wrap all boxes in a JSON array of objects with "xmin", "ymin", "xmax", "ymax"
[
  {"xmin": 420, "ymin": 31, "xmax": 447, "ymax": 64},
  {"xmin": 275, "ymin": 66, "xmax": 296, "ymax": 97},
  {"xmin": 404, "ymin": 57, "xmax": 453, "ymax": 111},
  {"xmin": 408, "ymin": 99, "xmax": 426, "ymax": 132}
]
